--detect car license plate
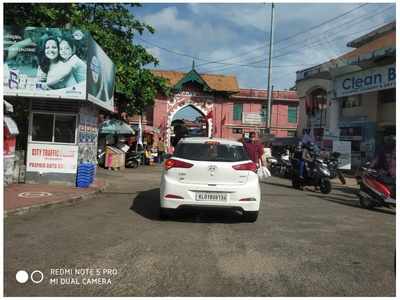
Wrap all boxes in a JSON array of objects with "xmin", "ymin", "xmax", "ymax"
[{"xmin": 195, "ymin": 192, "xmax": 227, "ymax": 202}]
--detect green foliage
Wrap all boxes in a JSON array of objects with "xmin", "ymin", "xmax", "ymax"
[{"xmin": 4, "ymin": 3, "xmax": 170, "ymax": 114}]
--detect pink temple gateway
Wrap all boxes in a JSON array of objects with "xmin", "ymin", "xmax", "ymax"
[{"xmin": 127, "ymin": 67, "xmax": 299, "ymax": 148}]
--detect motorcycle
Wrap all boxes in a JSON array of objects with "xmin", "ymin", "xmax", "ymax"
[
  {"xmin": 270, "ymin": 153, "xmax": 292, "ymax": 178},
  {"xmin": 357, "ymin": 164, "xmax": 395, "ymax": 209},
  {"xmin": 325, "ymin": 152, "xmax": 346, "ymax": 185},
  {"xmin": 291, "ymin": 157, "xmax": 332, "ymax": 194},
  {"xmin": 97, "ymin": 148, "xmax": 106, "ymax": 167},
  {"xmin": 114, "ymin": 143, "xmax": 141, "ymax": 168},
  {"xmin": 125, "ymin": 150, "xmax": 141, "ymax": 168}
]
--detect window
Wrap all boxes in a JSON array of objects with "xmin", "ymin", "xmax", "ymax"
[
  {"xmin": 32, "ymin": 112, "xmax": 77, "ymax": 144},
  {"xmin": 54, "ymin": 115, "xmax": 76, "ymax": 143},
  {"xmin": 232, "ymin": 128, "xmax": 243, "ymax": 134},
  {"xmin": 287, "ymin": 130, "xmax": 296, "ymax": 137},
  {"xmin": 233, "ymin": 103, "xmax": 243, "ymax": 120},
  {"xmin": 342, "ymin": 95, "xmax": 362, "ymax": 108},
  {"xmin": 261, "ymin": 104, "xmax": 268, "ymax": 123},
  {"xmin": 32, "ymin": 113, "xmax": 53, "ymax": 142},
  {"xmin": 288, "ymin": 105, "xmax": 297, "ymax": 123},
  {"xmin": 174, "ymin": 143, "xmax": 249, "ymax": 162},
  {"xmin": 379, "ymin": 88, "xmax": 395, "ymax": 103}
]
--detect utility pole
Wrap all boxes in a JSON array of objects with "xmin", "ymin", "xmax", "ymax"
[{"xmin": 266, "ymin": 3, "xmax": 275, "ymax": 131}]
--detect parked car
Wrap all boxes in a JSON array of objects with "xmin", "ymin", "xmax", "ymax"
[{"xmin": 160, "ymin": 137, "xmax": 261, "ymax": 222}]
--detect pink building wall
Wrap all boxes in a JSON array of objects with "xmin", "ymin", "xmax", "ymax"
[{"xmin": 130, "ymin": 88, "xmax": 299, "ymax": 146}]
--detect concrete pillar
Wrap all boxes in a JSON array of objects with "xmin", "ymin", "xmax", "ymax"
[{"xmin": 327, "ymin": 97, "xmax": 340, "ymax": 139}]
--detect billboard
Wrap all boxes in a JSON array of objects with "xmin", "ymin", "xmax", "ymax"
[
  {"xmin": 334, "ymin": 64, "xmax": 395, "ymax": 98},
  {"xmin": 27, "ymin": 143, "xmax": 78, "ymax": 174},
  {"xmin": 4, "ymin": 26, "xmax": 89, "ymax": 99},
  {"xmin": 333, "ymin": 140, "xmax": 351, "ymax": 170},
  {"xmin": 87, "ymin": 37, "xmax": 116, "ymax": 112}
]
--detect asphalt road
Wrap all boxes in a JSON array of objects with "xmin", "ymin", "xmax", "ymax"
[{"xmin": 4, "ymin": 166, "xmax": 396, "ymax": 296}]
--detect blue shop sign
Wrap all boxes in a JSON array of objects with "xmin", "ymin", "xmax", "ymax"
[{"xmin": 334, "ymin": 64, "xmax": 395, "ymax": 97}]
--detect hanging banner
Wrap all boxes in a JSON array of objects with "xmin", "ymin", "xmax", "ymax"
[
  {"xmin": 27, "ymin": 143, "xmax": 78, "ymax": 174},
  {"xmin": 4, "ymin": 26, "xmax": 89, "ymax": 99},
  {"xmin": 87, "ymin": 37, "xmax": 116, "ymax": 112},
  {"xmin": 334, "ymin": 64, "xmax": 395, "ymax": 98}
]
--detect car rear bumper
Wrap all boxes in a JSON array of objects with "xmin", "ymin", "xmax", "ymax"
[{"xmin": 160, "ymin": 176, "xmax": 261, "ymax": 212}]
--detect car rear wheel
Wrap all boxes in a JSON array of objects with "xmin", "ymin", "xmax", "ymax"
[
  {"xmin": 159, "ymin": 208, "xmax": 174, "ymax": 220},
  {"xmin": 243, "ymin": 211, "xmax": 258, "ymax": 222}
]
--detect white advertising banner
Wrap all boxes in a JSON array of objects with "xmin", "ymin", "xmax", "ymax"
[
  {"xmin": 334, "ymin": 64, "xmax": 395, "ymax": 98},
  {"xmin": 242, "ymin": 112, "xmax": 263, "ymax": 125},
  {"xmin": 27, "ymin": 143, "xmax": 78, "ymax": 174},
  {"xmin": 333, "ymin": 141, "xmax": 352, "ymax": 170}
]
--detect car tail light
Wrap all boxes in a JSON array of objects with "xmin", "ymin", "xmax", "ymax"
[
  {"xmin": 232, "ymin": 162, "xmax": 257, "ymax": 173},
  {"xmin": 164, "ymin": 159, "xmax": 193, "ymax": 170},
  {"xmin": 165, "ymin": 194, "xmax": 184, "ymax": 199}
]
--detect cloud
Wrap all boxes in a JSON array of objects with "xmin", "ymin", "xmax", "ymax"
[
  {"xmin": 142, "ymin": 7, "xmax": 194, "ymax": 33},
  {"xmin": 136, "ymin": 3, "xmax": 395, "ymax": 90}
]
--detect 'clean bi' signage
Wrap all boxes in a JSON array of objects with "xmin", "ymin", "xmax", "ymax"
[{"xmin": 335, "ymin": 64, "xmax": 395, "ymax": 97}]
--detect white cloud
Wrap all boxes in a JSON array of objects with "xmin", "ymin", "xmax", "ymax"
[
  {"xmin": 143, "ymin": 7, "xmax": 194, "ymax": 33},
  {"xmin": 137, "ymin": 3, "xmax": 395, "ymax": 89}
]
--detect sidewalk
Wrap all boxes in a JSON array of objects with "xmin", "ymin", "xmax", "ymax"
[{"xmin": 4, "ymin": 176, "xmax": 107, "ymax": 217}]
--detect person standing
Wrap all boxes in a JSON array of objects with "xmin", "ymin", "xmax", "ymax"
[
  {"xmin": 243, "ymin": 132, "xmax": 264, "ymax": 167},
  {"xmin": 157, "ymin": 141, "xmax": 166, "ymax": 164}
]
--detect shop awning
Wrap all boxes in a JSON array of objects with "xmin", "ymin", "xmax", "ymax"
[
  {"xmin": 99, "ymin": 119, "xmax": 135, "ymax": 135},
  {"xmin": 4, "ymin": 116, "xmax": 19, "ymax": 135}
]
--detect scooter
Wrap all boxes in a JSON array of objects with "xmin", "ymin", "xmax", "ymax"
[
  {"xmin": 357, "ymin": 165, "xmax": 395, "ymax": 209},
  {"xmin": 291, "ymin": 157, "xmax": 332, "ymax": 194},
  {"xmin": 325, "ymin": 152, "xmax": 346, "ymax": 185},
  {"xmin": 270, "ymin": 153, "xmax": 292, "ymax": 178}
]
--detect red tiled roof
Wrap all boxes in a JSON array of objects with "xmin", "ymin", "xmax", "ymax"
[{"xmin": 151, "ymin": 70, "xmax": 240, "ymax": 93}]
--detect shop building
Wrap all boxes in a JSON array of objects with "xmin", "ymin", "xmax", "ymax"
[
  {"xmin": 4, "ymin": 26, "xmax": 116, "ymax": 186},
  {"xmin": 127, "ymin": 68, "xmax": 299, "ymax": 147},
  {"xmin": 296, "ymin": 21, "xmax": 395, "ymax": 167}
]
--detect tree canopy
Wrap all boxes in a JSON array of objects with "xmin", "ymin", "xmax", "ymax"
[{"xmin": 4, "ymin": 3, "xmax": 170, "ymax": 115}]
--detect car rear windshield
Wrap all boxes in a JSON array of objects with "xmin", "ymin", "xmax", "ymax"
[{"xmin": 174, "ymin": 142, "xmax": 250, "ymax": 162}]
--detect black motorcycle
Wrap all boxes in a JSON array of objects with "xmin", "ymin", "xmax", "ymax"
[
  {"xmin": 325, "ymin": 152, "xmax": 346, "ymax": 185},
  {"xmin": 291, "ymin": 157, "xmax": 332, "ymax": 194},
  {"xmin": 270, "ymin": 153, "xmax": 292, "ymax": 178}
]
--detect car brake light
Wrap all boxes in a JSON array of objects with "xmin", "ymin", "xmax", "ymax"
[
  {"xmin": 232, "ymin": 162, "xmax": 257, "ymax": 173},
  {"xmin": 165, "ymin": 194, "xmax": 184, "ymax": 199},
  {"xmin": 165, "ymin": 159, "xmax": 193, "ymax": 170}
]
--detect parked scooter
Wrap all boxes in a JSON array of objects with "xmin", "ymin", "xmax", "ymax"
[
  {"xmin": 97, "ymin": 148, "xmax": 106, "ymax": 167},
  {"xmin": 114, "ymin": 143, "xmax": 141, "ymax": 168},
  {"xmin": 357, "ymin": 164, "xmax": 395, "ymax": 209},
  {"xmin": 291, "ymin": 157, "xmax": 332, "ymax": 194},
  {"xmin": 325, "ymin": 152, "xmax": 346, "ymax": 185},
  {"xmin": 270, "ymin": 153, "xmax": 292, "ymax": 178}
]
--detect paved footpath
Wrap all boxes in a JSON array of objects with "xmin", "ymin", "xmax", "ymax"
[
  {"xmin": 4, "ymin": 177, "xmax": 107, "ymax": 217},
  {"xmin": 4, "ymin": 166, "xmax": 395, "ymax": 297}
]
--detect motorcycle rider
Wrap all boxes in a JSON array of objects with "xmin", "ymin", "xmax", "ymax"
[
  {"xmin": 299, "ymin": 141, "xmax": 315, "ymax": 179},
  {"xmin": 370, "ymin": 135, "xmax": 396, "ymax": 186}
]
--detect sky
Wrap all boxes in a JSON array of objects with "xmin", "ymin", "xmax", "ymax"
[{"xmin": 130, "ymin": 2, "xmax": 395, "ymax": 94}]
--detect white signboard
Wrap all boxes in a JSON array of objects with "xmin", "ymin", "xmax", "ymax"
[
  {"xmin": 333, "ymin": 141, "xmax": 351, "ymax": 170},
  {"xmin": 243, "ymin": 112, "xmax": 263, "ymax": 125},
  {"xmin": 27, "ymin": 143, "xmax": 78, "ymax": 174},
  {"xmin": 334, "ymin": 64, "xmax": 395, "ymax": 98}
]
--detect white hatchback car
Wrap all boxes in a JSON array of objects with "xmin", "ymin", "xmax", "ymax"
[{"xmin": 160, "ymin": 137, "xmax": 261, "ymax": 222}]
